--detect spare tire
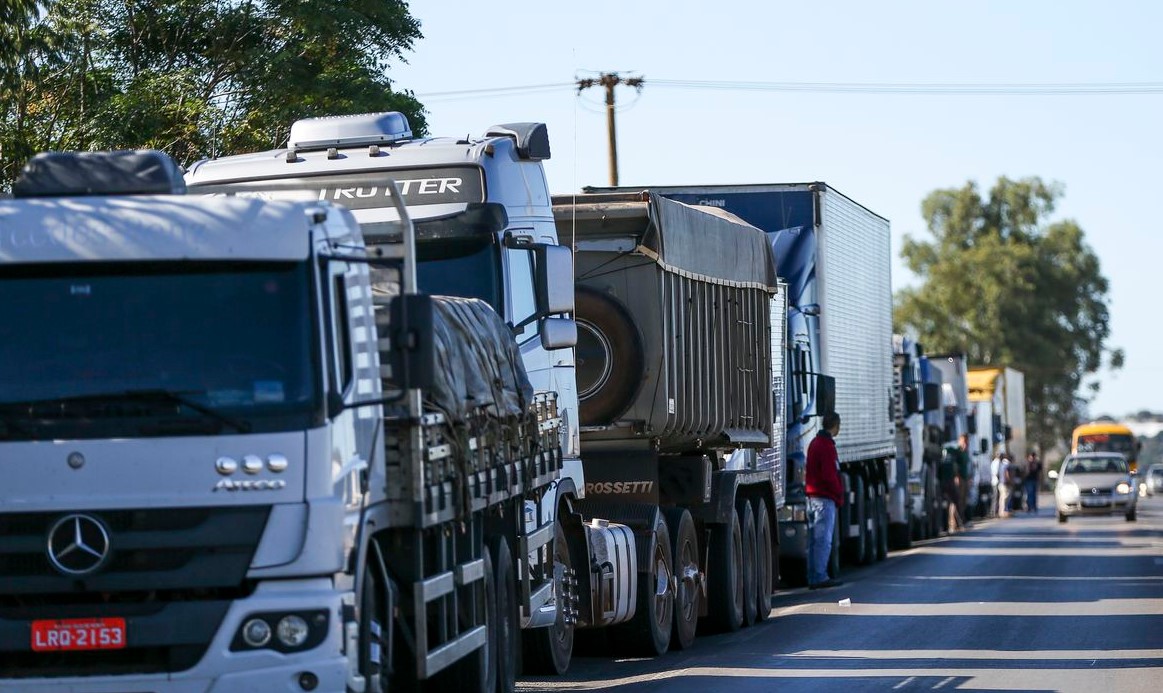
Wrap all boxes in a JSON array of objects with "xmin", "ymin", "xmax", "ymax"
[{"xmin": 575, "ymin": 286, "xmax": 644, "ymax": 426}]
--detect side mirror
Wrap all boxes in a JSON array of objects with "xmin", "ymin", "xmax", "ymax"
[
  {"xmin": 534, "ymin": 244, "xmax": 574, "ymax": 314},
  {"xmin": 388, "ymin": 294, "xmax": 437, "ymax": 391},
  {"xmin": 922, "ymin": 383, "xmax": 941, "ymax": 412},
  {"xmin": 1004, "ymin": 425, "xmax": 1013, "ymax": 442},
  {"xmin": 816, "ymin": 374, "xmax": 836, "ymax": 418},
  {"xmin": 967, "ymin": 416, "xmax": 978, "ymax": 435},
  {"xmin": 903, "ymin": 386, "xmax": 920, "ymax": 415},
  {"xmin": 540, "ymin": 317, "xmax": 577, "ymax": 350},
  {"xmin": 980, "ymin": 439, "xmax": 988, "ymax": 454}
]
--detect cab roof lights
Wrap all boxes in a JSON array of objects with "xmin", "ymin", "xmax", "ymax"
[
  {"xmin": 288, "ymin": 112, "xmax": 413, "ymax": 152},
  {"xmin": 11, "ymin": 150, "xmax": 187, "ymax": 198}
]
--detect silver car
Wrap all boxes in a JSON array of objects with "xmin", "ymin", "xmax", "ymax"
[
  {"xmin": 1055, "ymin": 453, "xmax": 1138, "ymax": 523},
  {"xmin": 1145, "ymin": 464, "xmax": 1163, "ymax": 496}
]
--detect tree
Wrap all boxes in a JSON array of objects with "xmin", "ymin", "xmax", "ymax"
[
  {"xmin": 894, "ymin": 177, "xmax": 1121, "ymax": 452},
  {"xmin": 1, "ymin": 0, "xmax": 427, "ymax": 186}
]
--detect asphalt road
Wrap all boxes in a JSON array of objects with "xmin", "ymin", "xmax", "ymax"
[{"xmin": 519, "ymin": 493, "xmax": 1163, "ymax": 693}]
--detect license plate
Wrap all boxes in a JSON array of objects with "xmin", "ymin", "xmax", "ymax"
[
  {"xmin": 1081, "ymin": 498, "xmax": 1109, "ymax": 507},
  {"xmin": 31, "ymin": 618, "xmax": 127, "ymax": 652}
]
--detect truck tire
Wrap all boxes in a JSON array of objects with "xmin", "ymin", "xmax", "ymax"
[
  {"xmin": 889, "ymin": 519, "xmax": 912, "ymax": 551},
  {"xmin": 611, "ymin": 510, "xmax": 673, "ymax": 656},
  {"xmin": 753, "ymin": 499, "xmax": 774, "ymax": 622},
  {"xmin": 875, "ymin": 490, "xmax": 888, "ymax": 561},
  {"xmin": 359, "ymin": 564, "xmax": 388, "ymax": 693},
  {"xmin": 574, "ymin": 287, "xmax": 644, "ymax": 426},
  {"xmin": 705, "ymin": 511, "xmax": 745, "ymax": 632},
  {"xmin": 737, "ymin": 500, "xmax": 758, "ymax": 627},
  {"xmin": 490, "ymin": 537, "xmax": 518, "ymax": 693},
  {"xmin": 521, "ymin": 521, "xmax": 574, "ymax": 675},
  {"xmin": 662, "ymin": 507, "xmax": 699, "ymax": 650},
  {"xmin": 844, "ymin": 476, "xmax": 867, "ymax": 565}
]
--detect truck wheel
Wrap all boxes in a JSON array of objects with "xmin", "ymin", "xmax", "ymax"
[
  {"xmin": 845, "ymin": 476, "xmax": 867, "ymax": 565},
  {"xmin": 574, "ymin": 287, "xmax": 644, "ymax": 426},
  {"xmin": 706, "ymin": 510, "xmax": 744, "ymax": 632},
  {"xmin": 521, "ymin": 521, "xmax": 574, "ymax": 675},
  {"xmin": 662, "ymin": 507, "xmax": 699, "ymax": 650},
  {"xmin": 753, "ymin": 500, "xmax": 774, "ymax": 622},
  {"xmin": 490, "ymin": 537, "xmax": 518, "ymax": 693},
  {"xmin": 875, "ymin": 491, "xmax": 888, "ymax": 561},
  {"xmin": 889, "ymin": 519, "xmax": 912, "ymax": 551},
  {"xmin": 611, "ymin": 510, "xmax": 673, "ymax": 656},
  {"xmin": 358, "ymin": 565, "xmax": 388, "ymax": 693},
  {"xmin": 737, "ymin": 500, "xmax": 758, "ymax": 627}
]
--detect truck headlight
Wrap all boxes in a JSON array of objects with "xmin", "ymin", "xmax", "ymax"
[
  {"xmin": 277, "ymin": 615, "xmax": 310, "ymax": 647},
  {"xmin": 242, "ymin": 618, "xmax": 272, "ymax": 647}
]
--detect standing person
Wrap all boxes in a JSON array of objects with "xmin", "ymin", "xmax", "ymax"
[
  {"xmin": 956, "ymin": 433, "xmax": 972, "ymax": 525},
  {"xmin": 997, "ymin": 454, "xmax": 1012, "ymax": 518},
  {"xmin": 1024, "ymin": 452, "xmax": 1043, "ymax": 514},
  {"xmin": 939, "ymin": 444, "xmax": 963, "ymax": 532},
  {"xmin": 806, "ymin": 412, "xmax": 844, "ymax": 589},
  {"xmin": 990, "ymin": 449, "xmax": 1003, "ymax": 517}
]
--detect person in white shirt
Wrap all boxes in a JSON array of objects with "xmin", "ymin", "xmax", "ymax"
[
  {"xmin": 990, "ymin": 451, "xmax": 1003, "ymax": 517},
  {"xmin": 997, "ymin": 454, "xmax": 1012, "ymax": 518}
]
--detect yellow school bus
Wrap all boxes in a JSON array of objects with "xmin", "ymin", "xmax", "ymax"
[{"xmin": 1072, "ymin": 422, "xmax": 1140, "ymax": 472}]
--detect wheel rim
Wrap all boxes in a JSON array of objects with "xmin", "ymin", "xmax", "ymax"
[
  {"xmin": 652, "ymin": 545, "xmax": 673, "ymax": 632},
  {"xmin": 677, "ymin": 535, "xmax": 699, "ymax": 623},
  {"xmin": 732, "ymin": 525, "xmax": 744, "ymax": 614}
]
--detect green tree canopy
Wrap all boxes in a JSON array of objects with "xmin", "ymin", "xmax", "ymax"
[
  {"xmin": 894, "ymin": 176, "xmax": 1121, "ymax": 452},
  {"xmin": 1, "ymin": 0, "xmax": 427, "ymax": 186}
]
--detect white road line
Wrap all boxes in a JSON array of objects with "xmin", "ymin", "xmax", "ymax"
[
  {"xmin": 770, "ymin": 598, "xmax": 1163, "ymax": 617},
  {"xmin": 893, "ymin": 676, "xmax": 916, "ymax": 689}
]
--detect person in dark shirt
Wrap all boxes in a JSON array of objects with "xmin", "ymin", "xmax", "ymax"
[
  {"xmin": 1023, "ymin": 452, "xmax": 1043, "ymax": 513},
  {"xmin": 806, "ymin": 411, "xmax": 844, "ymax": 589}
]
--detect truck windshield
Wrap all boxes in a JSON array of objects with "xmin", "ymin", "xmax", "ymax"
[
  {"xmin": 416, "ymin": 235, "xmax": 503, "ymax": 312},
  {"xmin": 0, "ymin": 262, "xmax": 318, "ymax": 441}
]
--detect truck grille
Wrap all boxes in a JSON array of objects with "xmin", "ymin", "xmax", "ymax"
[{"xmin": 0, "ymin": 506, "xmax": 268, "ymax": 677}]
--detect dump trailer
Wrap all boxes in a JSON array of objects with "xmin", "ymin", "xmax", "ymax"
[
  {"xmin": 589, "ymin": 183, "xmax": 896, "ymax": 581},
  {"xmin": 0, "ymin": 149, "xmax": 561, "ymax": 693},
  {"xmin": 553, "ymin": 191, "xmax": 786, "ymax": 653}
]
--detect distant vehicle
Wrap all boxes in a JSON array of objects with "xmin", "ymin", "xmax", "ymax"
[
  {"xmin": 1054, "ymin": 453, "xmax": 1138, "ymax": 523},
  {"xmin": 1071, "ymin": 422, "xmax": 1140, "ymax": 472},
  {"xmin": 1145, "ymin": 464, "xmax": 1163, "ymax": 496}
]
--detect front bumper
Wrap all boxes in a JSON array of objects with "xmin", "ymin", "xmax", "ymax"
[
  {"xmin": 0, "ymin": 579, "xmax": 349, "ymax": 693},
  {"xmin": 1057, "ymin": 495, "xmax": 1135, "ymax": 516}
]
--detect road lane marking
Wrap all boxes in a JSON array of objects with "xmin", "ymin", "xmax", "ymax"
[
  {"xmin": 933, "ymin": 676, "xmax": 955, "ymax": 689},
  {"xmin": 771, "ymin": 598, "xmax": 1163, "ymax": 617},
  {"xmin": 893, "ymin": 676, "xmax": 916, "ymax": 689},
  {"xmin": 909, "ymin": 547, "xmax": 1163, "ymax": 556},
  {"xmin": 785, "ymin": 649, "xmax": 1163, "ymax": 660},
  {"xmin": 904, "ymin": 575, "xmax": 1163, "ymax": 581},
  {"xmin": 516, "ymin": 665, "xmax": 1161, "ymax": 692}
]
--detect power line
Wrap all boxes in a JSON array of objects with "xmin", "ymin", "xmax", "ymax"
[{"xmin": 414, "ymin": 79, "xmax": 1163, "ymax": 100}]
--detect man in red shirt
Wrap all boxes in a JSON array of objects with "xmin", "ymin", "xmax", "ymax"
[{"xmin": 806, "ymin": 411, "xmax": 844, "ymax": 589}]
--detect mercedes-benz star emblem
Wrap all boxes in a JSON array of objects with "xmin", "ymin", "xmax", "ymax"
[{"xmin": 46, "ymin": 514, "xmax": 111, "ymax": 576}]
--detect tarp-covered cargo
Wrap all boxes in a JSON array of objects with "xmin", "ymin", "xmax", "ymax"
[{"xmin": 553, "ymin": 191, "xmax": 777, "ymax": 453}]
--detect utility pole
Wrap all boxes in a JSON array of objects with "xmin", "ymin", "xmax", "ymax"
[{"xmin": 577, "ymin": 72, "xmax": 644, "ymax": 186}]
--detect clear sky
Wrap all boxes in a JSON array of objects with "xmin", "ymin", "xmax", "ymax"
[{"xmin": 390, "ymin": 0, "xmax": 1163, "ymax": 418}]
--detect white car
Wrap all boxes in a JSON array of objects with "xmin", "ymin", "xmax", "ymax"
[{"xmin": 1055, "ymin": 453, "xmax": 1138, "ymax": 523}]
